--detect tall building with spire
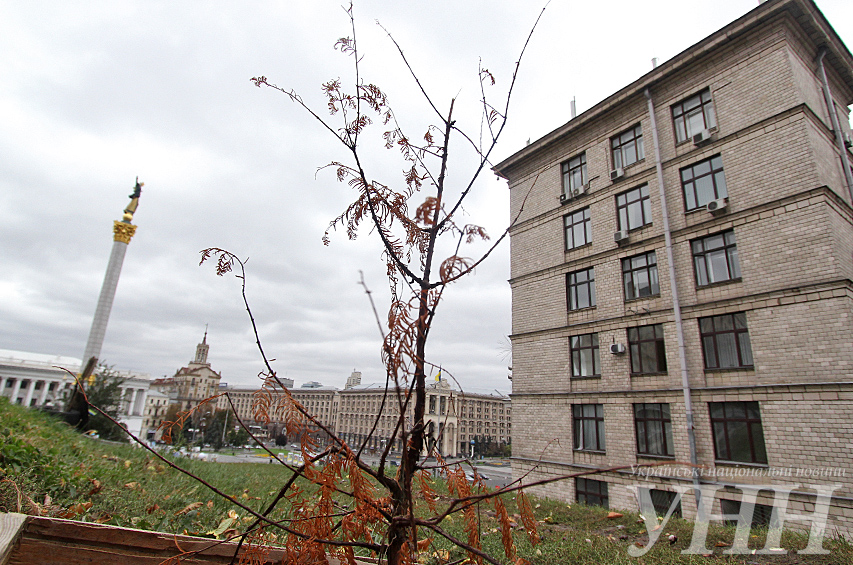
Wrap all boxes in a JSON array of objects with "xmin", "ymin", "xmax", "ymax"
[
  {"xmin": 194, "ymin": 328, "xmax": 210, "ymax": 364},
  {"xmin": 151, "ymin": 331, "xmax": 222, "ymax": 413},
  {"xmin": 80, "ymin": 179, "xmax": 143, "ymax": 372}
]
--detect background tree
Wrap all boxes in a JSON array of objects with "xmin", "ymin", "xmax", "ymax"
[
  {"xmin": 201, "ymin": 409, "xmax": 230, "ymax": 450},
  {"xmin": 83, "ymin": 363, "xmax": 128, "ymax": 441}
]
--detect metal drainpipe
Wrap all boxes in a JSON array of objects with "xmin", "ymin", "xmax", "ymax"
[
  {"xmin": 817, "ymin": 48, "xmax": 853, "ymax": 204},
  {"xmin": 644, "ymin": 88, "xmax": 701, "ymax": 505}
]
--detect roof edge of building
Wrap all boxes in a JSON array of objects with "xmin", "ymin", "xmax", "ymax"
[{"xmin": 493, "ymin": 0, "xmax": 853, "ymax": 178}]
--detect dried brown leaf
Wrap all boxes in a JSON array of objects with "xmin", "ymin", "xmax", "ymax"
[{"xmin": 175, "ymin": 502, "xmax": 203, "ymax": 516}]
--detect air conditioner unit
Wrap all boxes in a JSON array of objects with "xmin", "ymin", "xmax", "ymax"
[
  {"xmin": 693, "ymin": 129, "xmax": 712, "ymax": 145},
  {"xmin": 572, "ymin": 183, "xmax": 590, "ymax": 198},
  {"xmin": 559, "ymin": 193, "xmax": 569, "ymax": 204},
  {"xmin": 706, "ymin": 198, "xmax": 728, "ymax": 214},
  {"xmin": 614, "ymin": 230, "xmax": 630, "ymax": 244},
  {"xmin": 610, "ymin": 168, "xmax": 625, "ymax": 181},
  {"xmin": 610, "ymin": 343, "xmax": 626, "ymax": 354}
]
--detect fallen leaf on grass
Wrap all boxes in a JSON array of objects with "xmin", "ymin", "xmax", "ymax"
[
  {"xmin": 606, "ymin": 511, "xmax": 624, "ymax": 519},
  {"xmin": 124, "ymin": 482, "xmax": 138, "ymax": 489},
  {"xmin": 124, "ymin": 460, "xmax": 132, "ymax": 468},
  {"xmin": 88, "ymin": 479, "xmax": 102, "ymax": 496},
  {"xmin": 60, "ymin": 501, "xmax": 93, "ymax": 519},
  {"xmin": 208, "ymin": 517, "xmax": 236, "ymax": 538},
  {"xmin": 715, "ymin": 541, "xmax": 731, "ymax": 547},
  {"xmin": 206, "ymin": 500, "xmax": 214, "ymax": 509},
  {"xmin": 175, "ymin": 502, "xmax": 203, "ymax": 516},
  {"xmin": 146, "ymin": 504, "xmax": 160, "ymax": 514}
]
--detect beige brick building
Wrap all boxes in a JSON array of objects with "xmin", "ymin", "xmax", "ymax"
[
  {"xmin": 336, "ymin": 378, "xmax": 511, "ymax": 457},
  {"xmin": 496, "ymin": 0, "xmax": 853, "ymax": 531},
  {"xmin": 214, "ymin": 370, "xmax": 511, "ymax": 457}
]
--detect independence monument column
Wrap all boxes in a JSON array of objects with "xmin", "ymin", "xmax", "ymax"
[{"xmin": 80, "ymin": 178, "xmax": 143, "ymax": 372}]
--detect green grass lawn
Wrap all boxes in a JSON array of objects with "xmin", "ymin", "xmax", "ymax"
[{"xmin": 1, "ymin": 398, "xmax": 851, "ymax": 564}]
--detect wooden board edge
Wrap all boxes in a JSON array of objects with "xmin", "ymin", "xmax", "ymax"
[{"xmin": 0, "ymin": 514, "xmax": 28, "ymax": 565}]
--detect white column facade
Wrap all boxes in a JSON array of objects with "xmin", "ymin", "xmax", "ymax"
[
  {"xmin": 10, "ymin": 379, "xmax": 23, "ymax": 403},
  {"xmin": 22, "ymin": 380, "xmax": 37, "ymax": 406}
]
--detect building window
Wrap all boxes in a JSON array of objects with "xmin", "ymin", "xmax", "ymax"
[
  {"xmin": 644, "ymin": 488, "xmax": 682, "ymax": 518},
  {"xmin": 611, "ymin": 124, "xmax": 644, "ymax": 169},
  {"xmin": 628, "ymin": 324, "xmax": 667, "ymax": 374},
  {"xmin": 567, "ymin": 267, "xmax": 596, "ymax": 310},
  {"xmin": 720, "ymin": 498, "xmax": 774, "ymax": 528},
  {"xmin": 699, "ymin": 312, "xmax": 754, "ymax": 369},
  {"xmin": 562, "ymin": 152, "xmax": 587, "ymax": 195},
  {"xmin": 564, "ymin": 207, "xmax": 591, "ymax": 251},
  {"xmin": 573, "ymin": 404, "xmax": 605, "ymax": 452},
  {"xmin": 570, "ymin": 333, "xmax": 601, "ymax": 378},
  {"xmin": 576, "ymin": 478, "xmax": 608, "ymax": 507},
  {"xmin": 622, "ymin": 251, "xmax": 659, "ymax": 300},
  {"xmin": 709, "ymin": 401, "xmax": 767, "ymax": 464},
  {"xmin": 672, "ymin": 88, "xmax": 716, "ymax": 143},
  {"xmin": 634, "ymin": 403, "xmax": 673, "ymax": 456},
  {"xmin": 616, "ymin": 185, "xmax": 652, "ymax": 231},
  {"xmin": 681, "ymin": 155, "xmax": 727, "ymax": 211},
  {"xmin": 692, "ymin": 230, "xmax": 740, "ymax": 286}
]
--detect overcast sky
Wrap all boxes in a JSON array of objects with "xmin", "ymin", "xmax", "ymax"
[{"xmin": 2, "ymin": 0, "xmax": 851, "ymax": 392}]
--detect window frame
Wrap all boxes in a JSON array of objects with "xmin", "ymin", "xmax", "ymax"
[
  {"xmin": 611, "ymin": 124, "xmax": 644, "ymax": 170},
  {"xmin": 566, "ymin": 267, "xmax": 596, "ymax": 311},
  {"xmin": 645, "ymin": 488, "xmax": 682, "ymax": 518},
  {"xmin": 616, "ymin": 184, "xmax": 652, "ymax": 231},
  {"xmin": 561, "ymin": 152, "xmax": 588, "ymax": 195},
  {"xmin": 692, "ymin": 230, "xmax": 740, "ymax": 287},
  {"xmin": 628, "ymin": 324, "xmax": 667, "ymax": 375},
  {"xmin": 564, "ymin": 207, "xmax": 592, "ymax": 251},
  {"xmin": 573, "ymin": 404, "xmax": 605, "ymax": 452},
  {"xmin": 672, "ymin": 88, "xmax": 716, "ymax": 143},
  {"xmin": 570, "ymin": 333, "xmax": 601, "ymax": 379},
  {"xmin": 681, "ymin": 155, "xmax": 727, "ymax": 211},
  {"xmin": 576, "ymin": 478, "xmax": 609, "ymax": 507},
  {"xmin": 699, "ymin": 312, "xmax": 754, "ymax": 370},
  {"xmin": 709, "ymin": 401, "xmax": 768, "ymax": 465},
  {"xmin": 633, "ymin": 403, "xmax": 674, "ymax": 457},
  {"xmin": 622, "ymin": 251, "xmax": 659, "ymax": 300}
]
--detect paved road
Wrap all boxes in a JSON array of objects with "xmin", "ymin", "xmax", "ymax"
[{"xmin": 195, "ymin": 450, "xmax": 514, "ymax": 487}]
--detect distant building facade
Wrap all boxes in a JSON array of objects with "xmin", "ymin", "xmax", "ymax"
[
  {"xmin": 150, "ymin": 332, "xmax": 221, "ymax": 414},
  {"xmin": 0, "ymin": 349, "xmax": 151, "ymax": 437},
  {"xmin": 336, "ymin": 378, "xmax": 510, "ymax": 457},
  {"xmin": 214, "ymin": 370, "xmax": 511, "ymax": 458}
]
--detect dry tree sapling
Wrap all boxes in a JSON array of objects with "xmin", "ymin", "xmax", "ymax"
[
  {"xmin": 204, "ymin": 3, "xmax": 551, "ymax": 564},
  {"xmin": 142, "ymin": 3, "xmax": 565, "ymax": 564}
]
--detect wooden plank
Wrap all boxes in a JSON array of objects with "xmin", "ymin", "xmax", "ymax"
[
  {"xmin": 0, "ymin": 514, "xmax": 27, "ymax": 565},
  {"xmin": 3, "ymin": 514, "xmax": 376, "ymax": 565}
]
